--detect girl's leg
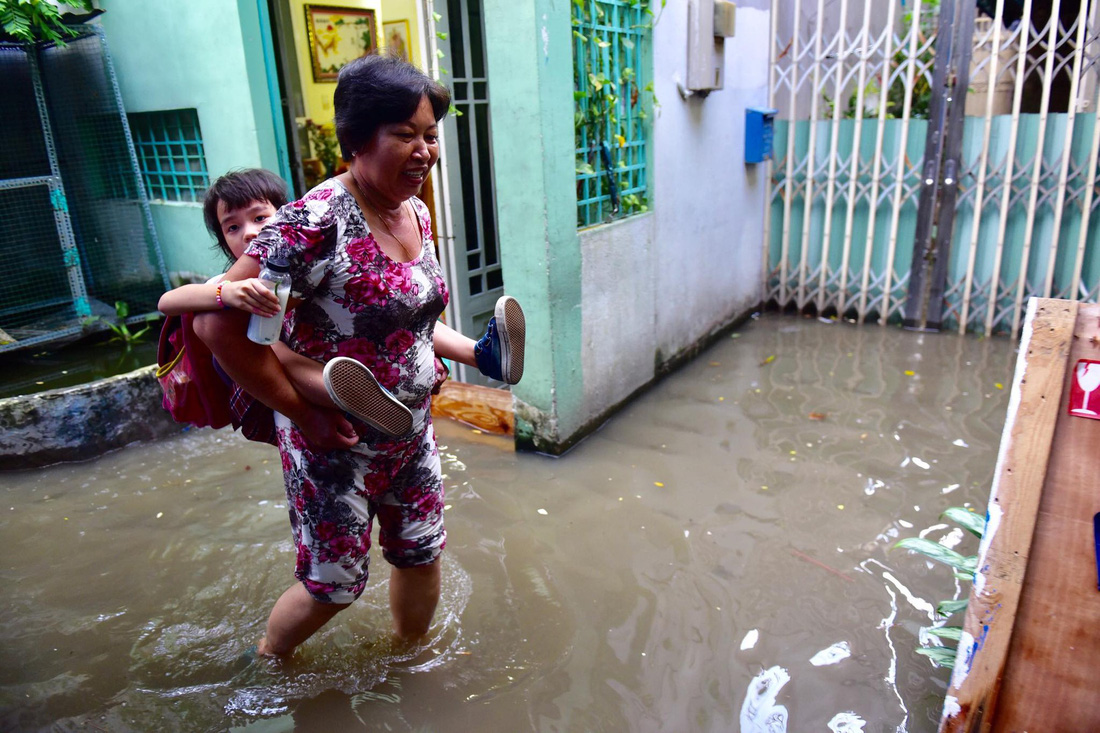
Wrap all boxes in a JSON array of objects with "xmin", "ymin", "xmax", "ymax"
[{"xmin": 272, "ymin": 342, "xmax": 333, "ymax": 409}]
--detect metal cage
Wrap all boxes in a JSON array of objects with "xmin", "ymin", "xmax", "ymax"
[{"xmin": 0, "ymin": 27, "xmax": 168, "ymax": 353}]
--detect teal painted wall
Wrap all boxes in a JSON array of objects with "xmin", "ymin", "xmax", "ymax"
[
  {"xmin": 483, "ymin": 0, "xmax": 584, "ymax": 451},
  {"xmin": 97, "ymin": 0, "xmax": 281, "ymax": 280}
]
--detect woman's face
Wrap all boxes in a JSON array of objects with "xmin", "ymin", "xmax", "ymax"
[{"xmin": 352, "ymin": 95, "xmax": 440, "ymax": 205}]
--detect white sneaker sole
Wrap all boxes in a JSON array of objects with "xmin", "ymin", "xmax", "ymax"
[
  {"xmin": 495, "ymin": 296, "xmax": 525, "ymax": 385},
  {"xmin": 323, "ymin": 357, "xmax": 413, "ymax": 437}
]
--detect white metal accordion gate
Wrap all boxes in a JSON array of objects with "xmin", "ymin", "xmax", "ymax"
[{"xmin": 764, "ymin": 0, "xmax": 1100, "ymax": 336}]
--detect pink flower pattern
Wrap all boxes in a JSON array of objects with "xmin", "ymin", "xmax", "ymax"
[{"xmin": 246, "ymin": 180, "xmax": 449, "ymax": 604}]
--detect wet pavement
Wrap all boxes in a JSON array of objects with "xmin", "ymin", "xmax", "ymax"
[{"xmin": 0, "ymin": 313, "xmax": 1017, "ymax": 731}]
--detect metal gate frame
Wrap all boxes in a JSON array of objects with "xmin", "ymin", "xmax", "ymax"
[{"xmin": 904, "ymin": 0, "xmax": 977, "ymax": 331}]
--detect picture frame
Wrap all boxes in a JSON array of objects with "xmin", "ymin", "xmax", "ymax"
[
  {"xmin": 305, "ymin": 4, "xmax": 378, "ymax": 83},
  {"xmin": 383, "ymin": 19, "xmax": 411, "ymax": 63}
]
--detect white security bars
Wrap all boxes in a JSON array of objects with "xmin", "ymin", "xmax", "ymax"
[{"xmin": 766, "ymin": 0, "xmax": 1100, "ymax": 336}]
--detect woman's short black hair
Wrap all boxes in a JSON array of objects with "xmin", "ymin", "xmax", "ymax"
[
  {"xmin": 334, "ymin": 54, "xmax": 450, "ymax": 159},
  {"xmin": 202, "ymin": 168, "xmax": 288, "ymax": 261}
]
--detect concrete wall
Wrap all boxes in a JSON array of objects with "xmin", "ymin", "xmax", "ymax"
[
  {"xmin": 0, "ymin": 366, "xmax": 181, "ymax": 469},
  {"xmin": 650, "ymin": 2, "xmax": 770, "ymax": 359},
  {"xmin": 97, "ymin": 0, "xmax": 281, "ymax": 281},
  {"xmin": 486, "ymin": 0, "xmax": 769, "ymax": 451},
  {"xmin": 483, "ymin": 0, "xmax": 584, "ymax": 452},
  {"xmin": 582, "ymin": 2, "xmax": 770, "ymax": 419}
]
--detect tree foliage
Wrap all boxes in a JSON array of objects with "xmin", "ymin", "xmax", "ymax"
[{"xmin": 1, "ymin": 0, "xmax": 95, "ymax": 45}]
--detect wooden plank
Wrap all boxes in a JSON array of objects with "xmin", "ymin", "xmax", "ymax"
[
  {"xmin": 991, "ymin": 302, "xmax": 1100, "ymax": 731},
  {"xmin": 430, "ymin": 380, "xmax": 514, "ymax": 435},
  {"xmin": 940, "ymin": 298, "xmax": 1078, "ymax": 732}
]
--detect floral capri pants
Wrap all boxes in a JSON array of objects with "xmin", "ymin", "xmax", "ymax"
[{"xmin": 275, "ymin": 414, "xmax": 446, "ymax": 604}]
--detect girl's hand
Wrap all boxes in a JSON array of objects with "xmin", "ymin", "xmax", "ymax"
[{"xmin": 223, "ymin": 278, "xmax": 281, "ymax": 316}]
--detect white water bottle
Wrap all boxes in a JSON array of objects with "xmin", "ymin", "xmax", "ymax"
[{"xmin": 246, "ymin": 257, "xmax": 292, "ymax": 345}]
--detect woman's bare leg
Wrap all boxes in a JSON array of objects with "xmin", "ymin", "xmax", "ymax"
[
  {"xmin": 258, "ymin": 583, "xmax": 350, "ymax": 657},
  {"xmin": 389, "ymin": 560, "xmax": 441, "ymax": 642}
]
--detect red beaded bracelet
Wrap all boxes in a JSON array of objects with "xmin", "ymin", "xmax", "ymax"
[{"xmin": 215, "ymin": 280, "xmax": 229, "ymax": 309}]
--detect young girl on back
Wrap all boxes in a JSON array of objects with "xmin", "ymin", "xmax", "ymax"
[{"xmin": 159, "ymin": 168, "xmax": 412, "ymax": 438}]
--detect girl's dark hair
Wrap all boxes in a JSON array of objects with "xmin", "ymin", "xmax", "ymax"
[
  {"xmin": 202, "ymin": 168, "xmax": 288, "ymax": 260},
  {"xmin": 334, "ymin": 54, "xmax": 450, "ymax": 159}
]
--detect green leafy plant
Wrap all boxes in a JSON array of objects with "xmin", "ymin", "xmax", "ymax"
[
  {"xmin": 91, "ymin": 301, "xmax": 155, "ymax": 348},
  {"xmin": 824, "ymin": 0, "xmax": 940, "ymax": 120},
  {"xmin": 894, "ymin": 505, "xmax": 985, "ymax": 669},
  {"xmin": 0, "ymin": 0, "xmax": 94, "ymax": 45},
  {"xmin": 304, "ymin": 119, "xmax": 339, "ymax": 188},
  {"xmin": 572, "ymin": 0, "xmax": 657, "ymax": 223}
]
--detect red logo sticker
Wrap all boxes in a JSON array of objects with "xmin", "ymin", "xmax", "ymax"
[{"xmin": 1069, "ymin": 359, "xmax": 1100, "ymax": 420}]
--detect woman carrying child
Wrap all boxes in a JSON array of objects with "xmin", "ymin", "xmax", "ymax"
[
  {"xmin": 159, "ymin": 168, "xmax": 427, "ymax": 442},
  {"xmin": 194, "ymin": 54, "xmax": 524, "ymax": 658}
]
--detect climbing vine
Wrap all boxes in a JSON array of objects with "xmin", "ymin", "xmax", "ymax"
[{"xmin": 572, "ymin": 0, "xmax": 660, "ymax": 225}]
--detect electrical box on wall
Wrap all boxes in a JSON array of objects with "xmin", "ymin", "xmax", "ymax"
[
  {"xmin": 745, "ymin": 107, "xmax": 778, "ymax": 164},
  {"xmin": 687, "ymin": 0, "xmax": 736, "ymax": 93}
]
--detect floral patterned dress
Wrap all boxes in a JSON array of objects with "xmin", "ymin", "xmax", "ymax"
[{"xmin": 245, "ymin": 179, "xmax": 448, "ymax": 604}]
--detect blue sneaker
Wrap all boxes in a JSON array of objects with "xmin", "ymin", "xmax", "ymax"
[{"xmin": 474, "ymin": 296, "xmax": 525, "ymax": 384}]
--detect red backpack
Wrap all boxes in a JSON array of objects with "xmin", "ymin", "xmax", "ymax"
[{"xmin": 155, "ymin": 312, "xmax": 233, "ymax": 429}]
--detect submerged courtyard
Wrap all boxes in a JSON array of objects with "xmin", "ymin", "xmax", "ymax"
[{"xmin": 0, "ymin": 312, "xmax": 1017, "ymax": 731}]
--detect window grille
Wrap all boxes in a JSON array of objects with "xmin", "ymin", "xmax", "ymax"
[
  {"xmin": 128, "ymin": 109, "xmax": 209, "ymax": 202},
  {"xmin": 572, "ymin": 0, "xmax": 651, "ymax": 228}
]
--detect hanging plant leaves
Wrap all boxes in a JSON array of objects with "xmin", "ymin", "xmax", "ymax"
[
  {"xmin": 942, "ymin": 507, "xmax": 985, "ymax": 538},
  {"xmin": 894, "ymin": 537, "xmax": 978, "ymax": 573},
  {"xmin": 916, "ymin": 646, "xmax": 957, "ymax": 668},
  {"xmin": 937, "ymin": 599, "xmax": 969, "ymax": 616},
  {"xmin": 926, "ymin": 626, "xmax": 963, "ymax": 642}
]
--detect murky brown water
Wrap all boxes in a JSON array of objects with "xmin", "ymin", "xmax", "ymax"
[{"xmin": 0, "ymin": 313, "xmax": 1017, "ymax": 732}]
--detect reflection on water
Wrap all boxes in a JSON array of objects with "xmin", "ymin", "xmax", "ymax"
[{"xmin": 0, "ymin": 314, "xmax": 1016, "ymax": 731}]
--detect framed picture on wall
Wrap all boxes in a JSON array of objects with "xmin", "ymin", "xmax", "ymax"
[
  {"xmin": 305, "ymin": 4, "xmax": 378, "ymax": 82},
  {"xmin": 383, "ymin": 19, "xmax": 411, "ymax": 63}
]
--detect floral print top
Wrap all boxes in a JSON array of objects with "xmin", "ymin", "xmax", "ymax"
[{"xmin": 245, "ymin": 179, "xmax": 448, "ymax": 413}]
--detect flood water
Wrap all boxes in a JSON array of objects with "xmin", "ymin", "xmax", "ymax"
[{"xmin": 0, "ymin": 313, "xmax": 1017, "ymax": 732}]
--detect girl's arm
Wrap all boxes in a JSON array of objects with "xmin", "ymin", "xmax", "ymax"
[
  {"xmin": 193, "ymin": 256, "xmax": 356, "ymax": 452},
  {"xmin": 158, "ymin": 277, "xmax": 281, "ymax": 317}
]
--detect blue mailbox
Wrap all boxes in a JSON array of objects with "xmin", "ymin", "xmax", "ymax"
[{"xmin": 745, "ymin": 107, "xmax": 779, "ymax": 164}]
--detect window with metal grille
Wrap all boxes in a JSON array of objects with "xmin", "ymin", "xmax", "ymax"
[
  {"xmin": 127, "ymin": 109, "xmax": 209, "ymax": 202},
  {"xmin": 572, "ymin": 0, "xmax": 652, "ymax": 228}
]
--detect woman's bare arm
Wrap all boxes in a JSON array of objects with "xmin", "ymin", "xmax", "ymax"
[{"xmin": 193, "ymin": 256, "xmax": 356, "ymax": 451}]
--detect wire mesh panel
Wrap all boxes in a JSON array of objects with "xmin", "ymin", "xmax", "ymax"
[
  {"xmin": 0, "ymin": 41, "xmax": 89, "ymax": 347},
  {"xmin": 0, "ymin": 47, "xmax": 50, "ymax": 181},
  {"xmin": 0, "ymin": 30, "xmax": 168, "ymax": 352},
  {"xmin": 572, "ymin": 0, "xmax": 651, "ymax": 227}
]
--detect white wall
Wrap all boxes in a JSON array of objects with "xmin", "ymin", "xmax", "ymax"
[{"xmin": 580, "ymin": 3, "xmax": 771, "ymax": 416}]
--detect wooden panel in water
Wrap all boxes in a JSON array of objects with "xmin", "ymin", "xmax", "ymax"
[
  {"xmin": 430, "ymin": 380, "xmax": 514, "ymax": 435},
  {"xmin": 941, "ymin": 299, "xmax": 1100, "ymax": 731}
]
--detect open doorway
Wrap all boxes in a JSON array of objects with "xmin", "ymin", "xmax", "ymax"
[{"xmin": 260, "ymin": 0, "xmax": 506, "ymax": 386}]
